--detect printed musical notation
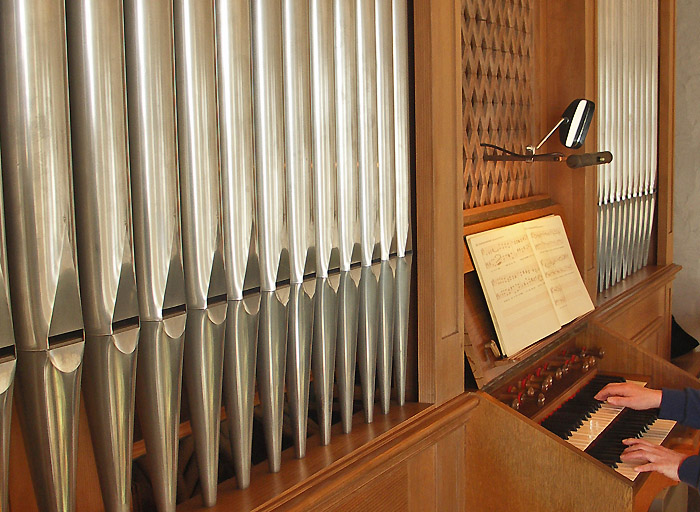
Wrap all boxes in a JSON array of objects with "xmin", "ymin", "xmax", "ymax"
[{"xmin": 465, "ymin": 214, "xmax": 594, "ymax": 357}]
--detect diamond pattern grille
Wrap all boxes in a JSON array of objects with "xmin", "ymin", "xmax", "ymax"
[{"xmin": 461, "ymin": 0, "xmax": 536, "ymax": 209}]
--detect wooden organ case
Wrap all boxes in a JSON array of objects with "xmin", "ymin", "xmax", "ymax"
[{"xmin": 460, "ymin": 1, "xmax": 694, "ymax": 511}]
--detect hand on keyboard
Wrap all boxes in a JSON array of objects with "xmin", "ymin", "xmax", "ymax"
[
  {"xmin": 620, "ymin": 438, "xmax": 689, "ymax": 481},
  {"xmin": 594, "ymin": 382, "xmax": 662, "ymax": 410}
]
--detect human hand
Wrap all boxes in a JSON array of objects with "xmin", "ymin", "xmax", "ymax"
[
  {"xmin": 593, "ymin": 382, "xmax": 662, "ymax": 410},
  {"xmin": 620, "ymin": 438, "xmax": 689, "ymax": 481}
]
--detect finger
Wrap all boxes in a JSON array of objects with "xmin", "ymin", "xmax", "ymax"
[
  {"xmin": 634, "ymin": 463, "xmax": 656, "ymax": 474},
  {"xmin": 623, "ymin": 438, "xmax": 653, "ymax": 447},
  {"xmin": 594, "ymin": 383, "xmax": 628, "ymax": 401}
]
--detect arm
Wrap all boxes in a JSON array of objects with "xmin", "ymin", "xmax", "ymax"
[{"xmin": 659, "ymin": 388, "xmax": 700, "ymax": 429}]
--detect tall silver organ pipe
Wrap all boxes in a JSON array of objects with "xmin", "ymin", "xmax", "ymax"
[
  {"xmin": 173, "ymin": 0, "xmax": 226, "ymax": 506},
  {"xmin": 215, "ymin": 0, "xmax": 259, "ymax": 490},
  {"xmin": 0, "ymin": 1, "xmax": 85, "ymax": 511},
  {"xmin": 0, "ymin": 153, "xmax": 16, "ymax": 512},
  {"xmin": 310, "ymin": 0, "xmax": 339, "ymax": 446},
  {"xmin": 333, "ymin": 0, "xmax": 361, "ymax": 434},
  {"xmin": 375, "ymin": 0, "xmax": 397, "ymax": 416},
  {"xmin": 124, "ymin": 0, "xmax": 186, "ymax": 510},
  {"xmin": 252, "ymin": 0, "xmax": 288, "ymax": 474},
  {"xmin": 65, "ymin": 1, "xmax": 139, "ymax": 511},
  {"xmin": 392, "ymin": 0, "xmax": 411, "ymax": 407},
  {"xmin": 356, "ymin": 0, "xmax": 380, "ymax": 424},
  {"xmin": 281, "ymin": 0, "xmax": 314, "ymax": 460}
]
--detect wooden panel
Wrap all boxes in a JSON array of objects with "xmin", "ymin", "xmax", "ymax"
[
  {"xmin": 601, "ymin": 287, "xmax": 665, "ymax": 342},
  {"xmin": 179, "ymin": 395, "xmax": 478, "ymax": 511},
  {"xmin": 461, "ymin": 0, "xmax": 537, "ymax": 209},
  {"xmin": 465, "ymin": 393, "xmax": 633, "ymax": 512},
  {"xmin": 536, "ymin": 0, "xmax": 598, "ymax": 295},
  {"xmin": 326, "ymin": 466, "xmax": 409, "ymax": 512},
  {"xmin": 407, "ymin": 445, "xmax": 437, "ymax": 512},
  {"xmin": 414, "ymin": 0, "xmax": 464, "ymax": 404},
  {"xmin": 656, "ymin": 0, "xmax": 675, "ymax": 266}
]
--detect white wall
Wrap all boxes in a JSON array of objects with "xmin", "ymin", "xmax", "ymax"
[{"xmin": 673, "ymin": 0, "xmax": 700, "ymax": 339}]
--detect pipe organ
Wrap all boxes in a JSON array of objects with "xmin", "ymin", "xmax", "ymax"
[{"xmin": 0, "ymin": 0, "xmax": 411, "ymax": 510}]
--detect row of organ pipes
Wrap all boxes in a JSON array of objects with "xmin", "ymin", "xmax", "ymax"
[{"xmin": 0, "ymin": 0, "xmax": 411, "ymax": 511}]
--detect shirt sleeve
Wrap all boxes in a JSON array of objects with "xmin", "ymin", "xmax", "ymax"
[
  {"xmin": 660, "ymin": 388, "xmax": 700, "ymax": 429},
  {"xmin": 679, "ymin": 455, "xmax": 700, "ymax": 489}
]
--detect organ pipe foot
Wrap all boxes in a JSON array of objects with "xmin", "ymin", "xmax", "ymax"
[
  {"xmin": 135, "ymin": 317, "xmax": 185, "ymax": 512},
  {"xmin": 393, "ymin": 255, "xmax": 412, "ymax": 406},
  {"xmin": 312, "ymin": 278, "xmax": 337, "ymax": 445},
  {"xmin": 336, "ymin": 270, "xmax": 359, "ymax": 434},
  {"xmin": 15, "ymin": 342, "xmax": 84, "ymax": 512},
  {"xmin": 0, "ymin": 358, "xmax": 15, "ymax": 512},
  {"xmin": 257, "ymin": 291, "xmax": 287, "ymax": 473},
  {"xmin": 377, "ymin": 260, "xmax": 395, "ymax": 414},
  {"xmin": 223, "ymin": 299, "xmax": 258, "ymax": 489},
  {"xmin": 357, "ymin": 265, "xmax": 379, "ymax": 423},
  {"xmin": 285, "ymin": 284, "xmax": 313, "ymax": 458},
  {"xmin": 82, "ymin": 330, "xmax": 138, "ymax": 512},
  {"xmin": 183, "ymin": 305, "xmax": 226, "ymax": 507}
]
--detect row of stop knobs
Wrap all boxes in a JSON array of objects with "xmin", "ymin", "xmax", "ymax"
[{"xmin": 504, "ymin": 347, "xmax": 605, "ymax": 410}]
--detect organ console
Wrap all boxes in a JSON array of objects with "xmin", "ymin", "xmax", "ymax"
[{"xmin": 462, "ymin": 204, "xmax": 696, "ymax": 512}]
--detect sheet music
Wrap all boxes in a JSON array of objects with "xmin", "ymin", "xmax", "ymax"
[
  {"xmin": 465, "ymin": 215, "xmax": 594, "ymax": 357},
  {"xmin": 524, "ymin": 215, "xmax": 594, "ymax": 325},
  {"xmin": 466, "ymin": 224, "xmax": 561, "ymax": 357}
]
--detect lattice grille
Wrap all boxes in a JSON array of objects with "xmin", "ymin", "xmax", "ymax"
[{"xmin": 461, "ymin": 0, "xmax": 536, "ymax": 209}]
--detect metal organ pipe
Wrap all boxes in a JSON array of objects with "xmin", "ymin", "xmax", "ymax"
[
  {"xmin": 252, "ymin": 0, "xmax": 288, "ymax": 474},
  {"xmin": 215, "ymin": 0, "xmax": 259, "ymax": 490},
  {"xmin": 0, "ymin": 1, "xmax": 85, "ymax": 511},
  {"xmin": 333, "ymin": 0, "xmax": 361, "ymax": 434},
  {"xmin": 173, "ymin": 0, "xmax": 227, "ymax": 506},
  {"xmin": 356, "ymin": 0, "xmax": 380, "ymax": 424},
  {"xmin": 310, "ymin": 0, "xmax": 339, "ymax": 447},
  {"xmin": 66, "ymin": 1, "xmax": 139, "ymax": 511},
  {"xmin": 281, "ymin": 0, "xmax": 314, "ymax": 460},
  {"xmin": 124, "ymin": 0, "xmax": 186, "ymax": 510}
]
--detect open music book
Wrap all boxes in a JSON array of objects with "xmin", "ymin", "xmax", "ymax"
[{"xmin": 465, "ymin": 215, "xmax": 594, "ymax": 357}]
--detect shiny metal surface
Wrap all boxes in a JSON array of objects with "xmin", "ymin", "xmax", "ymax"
[
  {"xmin": 285, "ymin": 283, "xmax": 313, "ymax": 458},
  {"xmin": 15, "ymin": 344, "xmax": 84, "ymax": 512},
  {"xmin": 216, "ymin": 0, "xmax": 257, "ymax": 300},
  {"xmin": 357, "ymin": 265, "xmax": 379, "ymax": 423},
  {"xmin": 310, "ymin": 0, "xmax": 337, "ymax": 278},
  {"xmin": 124, "ymin": 0, "xmax": 185, "ymax": 320},
  {"xmin": 82, "ymin": 331, "xmax": 138, "ymax": 512},
  {"xmin": 256, "ymin": 291, "xmax": 287, "ymax": 472},
  {"xmin": 252, "ymin": 0, "xmax": 286, "ymax": 292},
  {"xmin": 0, "ymin": 0, "xmax": 83, "ymax": 351},
  {"xmin": 175, "ymin": 0, "xmax": 225, "ymax": 309},
  {"xmin": 223, "ymin": 299, "xmax": 258, "ymax": 489},
  {"xmin": 0, "ymin": 358, "xmax": 15, "ymax": 512},
  {"xmin": 0, "ymin": 1, "xmax": 85, "ymax": 509},
  {"xmin": 135, "ymin": 317, "xmax": 185, "ymax": 512},
  {"xmin": 67, "ymin": 0, "xmax": 138, "ymax": 334},
  {"xmin": 375, "ymin": 0, "xmax": 396, "ymax": 260},
  {"xmin": 174, "ymin": 1, "xmax": 225, "ymax": 504},
  {"xmin": 356, "ymin": 0, "xmax": 379, "ymax": 267},
  {"xmin": 334, "ymin": 0, "xmax": 360, "ymax": 272},
  {"xmin": 182, "ymin": 305, "xmax": 226, "ymax": 507},
  {"xmin": 312, "ymin": 277, "xmax": 337, "ymax": 444},
  {"xmin": 336, "ymin": 269, "xmax": 359, "ymax": 433},
  {"xmin": 393, "ymin": 255, "xmax": 411, "ymax": 406},
  {"xmin": 282, "ymin": 0, "xmax": 313, "ymax": 285},
  {"xmin": 376, "ymin": 260, "xmax": 394, "ymax": 414},
  {"xmin": 392, "ymin": 0, "xmax": 410, "ymax": 257},
  {"xmin": 66, "ymin": 2, "xmax": 138, "ymax": 509}
]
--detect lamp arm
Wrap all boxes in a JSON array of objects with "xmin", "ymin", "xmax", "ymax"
[{"xmin": 532, "ymin": 117, "xmax": 567, "ymax": 152}]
